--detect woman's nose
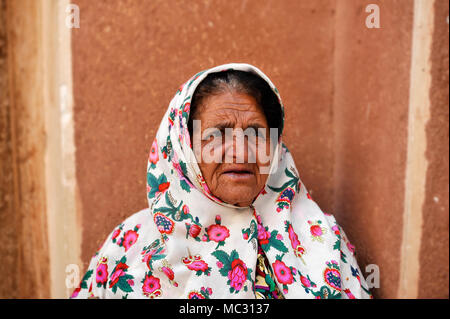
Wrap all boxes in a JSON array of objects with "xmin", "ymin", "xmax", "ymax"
[{"xmin": 223, "ymin": 130, "xmax": 256, "ymax": 164}]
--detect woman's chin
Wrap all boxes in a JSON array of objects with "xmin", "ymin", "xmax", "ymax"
[{"xmin": 216, "ymin": 189, "xmax": 257, "ymax": 207}]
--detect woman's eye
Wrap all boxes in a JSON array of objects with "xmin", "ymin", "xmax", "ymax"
[
  {"xmin": 202, "ymin": 128, "xmax": 222, "ymax": 141},
  {"xmin": 213, "ymin": 130, "xmax": 222, "ymax": 137}
]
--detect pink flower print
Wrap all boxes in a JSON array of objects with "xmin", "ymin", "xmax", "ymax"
[
  {"xmin": 171, "ymin": 153, "xmax": 185, "ymax": 179},
  {"xmin": 300, "ymin": 275, "xmax": 311, "ymax": 287},
  {"xmin": 207, "ymin": 224, "xmax": 230, "ymax": 242},
  {"xmin": 188, "ymin": 224, "xmax": 201, "ymax": 238},
  {"xmin": 332, "ymin": 225, "xmax": 340, "ymax": 236},
  {"xmin": 272, "ymin": 260, "xmax": 293, "ymax": 285},
  {"xmin": 308, "ymin": 220, "xmax": 326, "ymax": 242},
  {"xmin": 324, "ymin": 261, "xmax": 342, "ymax": 291},
  {"xmin": 122, "ymin": 230, "xmax": 139, "ymax": 251},
  {"xmin": 347, "ymin": 241, "xmax": 355, "ymax": 254},
  {"xmin": 344, "ymin": 288, "xmax": 356, "ymax": 299},
  {"xmin": 111, "ymin": 229, "xmax": 121, "ymax": 241},
  {"xmin": 149, "ymin": 139, "xmax": 159, "ymax": 165},
  {"xmin": 127, "ymin": 279, "xmax": 134, "ymax": 286},
  {"xmin": 257, "ymin": 223, "xmax": 271, "ymax": 245},
  {"xmin": 189, "ymin": 260, "xmax": 209, "ymax": 272},
  {"xmin": 183, "ymin": 102, "xmax": 190, "ymax": 113},
  {"xmin": 287, "ymin": 223, "xmax": 305, "ymax": 259},
  {"xmin": 142, "ymin": 274, "xmax": 162, "ymax": 298},
  {"xmin": 161, "ymin": 266, "xmax": 174, "ymax": 281},
  {"xmin": 95, "ymin": 258, "xmax": 108, "ymax": 287},
  {"xmin": 216, "ymin": 261, "xmax": 223, "ymax": 268},
  {"xmin": 188, "ymin": 291, "xmax": 205, "ymax": 299},
  {"xmin": 276, "ymin": 234, "xmax": 283, "ymax": 240},
  {"xmin": 182, "ymin": 205, "xmax": 189, "ymax": 215},
  {"xmin": 243, "ymin": 232, "xmax": 249, "ymax": 240},
  {"xmin": 227, "ymin": 259, "xmax": 248, "ymax": 291},
  {"xmin": 310, "ymin": 225, "xmax": 323, "ymax": 237},
  {"xmin": 71, "ymin": 287, "xmax": 80, "ymax": 298},
  {"xmin": 142, "ymin": 249, "xmax": 157, "ymax": 269},
  {"xmin": 109, "ymin": 262, "xmax": 128, "ymax": 288},
  {"xmin": 182, "ymin": 255, "xmax": 209, "ymax": 272},
  {"xmin": 288, "ymin": 224, "xmax": 300, "ymax": 247}
]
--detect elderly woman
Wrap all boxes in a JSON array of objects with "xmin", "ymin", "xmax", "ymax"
[{"xmin": 71, "ymin": 63, "xmax": 372, "ymax": 299}]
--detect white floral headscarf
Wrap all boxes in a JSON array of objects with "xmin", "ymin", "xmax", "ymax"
[{"xmin": 71, "ymin": 63, "xmax": 372, "ymax": 299}]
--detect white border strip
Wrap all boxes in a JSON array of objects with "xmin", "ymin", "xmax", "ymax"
[
  {"xmin": 398, "ymin": 0, "xmax": 434, "ymax": 299},
  {"xmin": 43, "ymin": 0, "xmax": 81, "ymax": 298}
]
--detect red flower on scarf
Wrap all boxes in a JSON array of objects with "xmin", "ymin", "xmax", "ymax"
[
  {"xmin": 158, "ymin": 182, "xmax": 170, "ymax": 193},
  {"xmin": 310, "ymin": 225, "xmax": 323, "ymax": 237},
  {"xmin": 189, "ymin": 224, "xmax": 201, "ymax": 238},
  {"xmin": 182, "ymin": 255, "xmax": 209, "ymax": 272},
  {"xmin": 111, "ymin": 228, "xmax": 121, "ymax": 241},
  {"xmin": 227, "ymin": 259, "xmax": 248, "ymax": 291},
  {"xmin": 272, "ymin": 260, "xmax": 293, "ymax": 285},
  {"xmin": 142, "ymin": 274, "xmax": 161, "ymax": 298},
  {"xmin": 300, "ymin": 275, "xmax": 311, "ymax": 287},
  {"xmin": 109, "ymin": 262, "xmax": 128, "ymax": 288},
  {"xmin": 257, "ymin": 223, "xmax": 271, "ymax": 245},
  {"xmin": 122, "ymin": 230, "xmax": 139, "ymax": 251},
  {"xmin": 161, "ymin": 266, "xmax": 174, "ymax": 281},
  {"xmin": 95, "ymin": 258, "xmax": 108, "ymax": 286},
  {"xmin": 149, "ymin": 139, "xmax": 159, "ymax": 165},
  {"xmin": 207, "ymin": 224, "xmax": 230, "ymax": 242}
]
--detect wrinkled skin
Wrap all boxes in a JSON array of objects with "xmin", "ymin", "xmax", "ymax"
[{"xmin": 191, "ymin": 91, "xmax": 271, "ymax": 207}]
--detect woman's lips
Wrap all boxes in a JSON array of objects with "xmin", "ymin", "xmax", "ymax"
[{"xmin": 221, "ymin": 167, "xmax": 255, "ymax": 181}]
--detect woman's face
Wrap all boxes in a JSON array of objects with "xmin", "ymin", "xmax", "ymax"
[{"xmin": 192, "ymin": 91, "xmax": 271, "ymax": 207}]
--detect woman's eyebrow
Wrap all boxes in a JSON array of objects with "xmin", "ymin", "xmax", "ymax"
[
  {"xmin": 205, "ymin": 121, "xmax": 267, "ymax": 131},
  {"xmin": 209, "ymin": 121, "xmax": 235, "ymax": 130},
  {"xmin": 246, "ymin": 123, "xmax": 266, "ymax": 130}
]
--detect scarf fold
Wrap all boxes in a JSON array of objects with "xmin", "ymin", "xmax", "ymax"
[{"xmin": 71, "ymin": 63, "xmax": 372, "ymax": 299}]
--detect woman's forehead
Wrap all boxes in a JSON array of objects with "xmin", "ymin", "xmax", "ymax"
[
  {"xmin": 196, "ymin": 94, "xmax": 267, "ymax": 126},
  {"xmin": 197, "ymin": 91, "xmax": 264, "ymax": 113}
]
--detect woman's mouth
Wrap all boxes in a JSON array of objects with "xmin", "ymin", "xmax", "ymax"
[{"xmin": 221, "ymin": 166, "xmax": 255, "ymax": 181}]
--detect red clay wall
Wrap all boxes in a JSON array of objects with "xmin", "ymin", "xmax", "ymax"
[{"xmin": 332, "ymin": 0, "xmax": 413, "ymax": 298}]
